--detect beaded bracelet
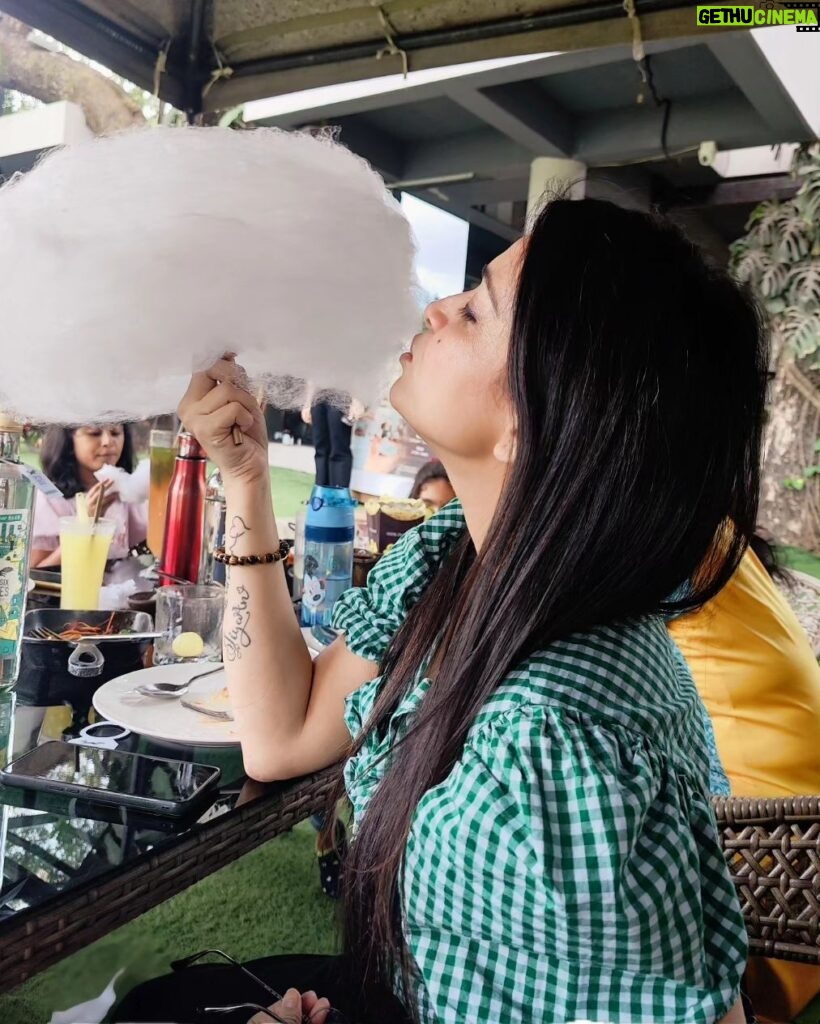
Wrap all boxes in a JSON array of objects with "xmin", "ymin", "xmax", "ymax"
[{"xmin": 213, "ymin": 541, "xmax": 290, "ymax": 566}]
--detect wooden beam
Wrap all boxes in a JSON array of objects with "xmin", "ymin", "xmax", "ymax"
[
  {"xmin": 209, "ymin": 1, "xmax": 721, "ymax": 110},
  {"xmin": 241, "ymin": 37, "xmax": 698, "ymax": 125},
  {"xmin": 233, "ymin": 34, "xmax": 700, "ymax": 118},
  {"xmin": 661, "ymin": 175, "xmax": 799, "ymax": 209}
]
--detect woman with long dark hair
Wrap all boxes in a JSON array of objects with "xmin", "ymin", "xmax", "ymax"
[
  {"xmin": 118, "ymin": 198, "xmax": 767, "ymax": 1024},
  {"xmin": 409, "ymin": 459, "xmax": 455, "ymax": 511},
  {"xmin": 31, "ymin": 423, "xmax": 146, "ymax": 567}
]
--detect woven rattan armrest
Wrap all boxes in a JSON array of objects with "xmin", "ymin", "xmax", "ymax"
[{"xmin": 713, "ymin": 794, "xmax": 820, "ymax": 963}]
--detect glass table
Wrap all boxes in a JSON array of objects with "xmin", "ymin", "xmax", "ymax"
[{"xmin": 0, "ymin": 689, "xmax": 337, "ymax": 993}]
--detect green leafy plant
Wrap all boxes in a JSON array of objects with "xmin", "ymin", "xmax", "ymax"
[
  {"xmin": 731, "ymin": 143, "xmax": 820, "ymax": 369},
  {"xmin": 730, "ymin": 144, "xmax": 820, "ymax": 539}
]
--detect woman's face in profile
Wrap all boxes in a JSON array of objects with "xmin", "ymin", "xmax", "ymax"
[
  {"xmin": 72, "ymin": 424, "xmax": 124, "ymax": 472},
  {"xmin": 391, "ymin": 240, "xmax": 523, "ymax": 462}
]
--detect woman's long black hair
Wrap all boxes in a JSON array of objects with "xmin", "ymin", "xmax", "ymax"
[
  {"xmin": 339, "ymin": 198, "xmax": 769, "ymax": 1018},
  {"xmin": 40, "ymin": 424, "xmax": 135, "ymax": 498}
]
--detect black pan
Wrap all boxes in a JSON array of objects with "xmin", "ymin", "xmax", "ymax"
[{"xmin": 17, "ymin": 609, "xmax": 154, "ymax": 709}]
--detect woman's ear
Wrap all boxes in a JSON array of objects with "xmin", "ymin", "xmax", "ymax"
[{"xmin": 492, "ymin": 422, "xmax": 517, "ymax": 466}]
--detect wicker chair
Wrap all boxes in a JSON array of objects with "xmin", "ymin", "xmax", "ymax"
[{"xmin": 713, "ymin": 795, "xmax": 820, "ymax": 963}]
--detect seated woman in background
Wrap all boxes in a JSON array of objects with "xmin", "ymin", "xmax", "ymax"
[
  {"xmin": 30, "ymin": 424, "xmax": 147, "ymax": 568},
  {"xmin": 409, "ymin": 459, "xmax": 456, "ymax": 512},
  {"xmin": 670, "ymin": 536, "xmax": 820, "ymax": 1024}
]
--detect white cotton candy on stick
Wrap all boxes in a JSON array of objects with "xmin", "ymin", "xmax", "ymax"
[
  {"xmin": 94, "ymin": 460, "xmax": 150, "ymax": 503},
  {"xmin": 0, "ymin": 126, "xmax": 419, "ymax": 424}
]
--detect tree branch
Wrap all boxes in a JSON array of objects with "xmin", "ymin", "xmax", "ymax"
[
  {"xmin": 0, "ymin": 15, "xmax": 145, "ymax": 135},
  {"xmin": 785, "ymin": 361, "xmax": 820, "ymax": 416}
]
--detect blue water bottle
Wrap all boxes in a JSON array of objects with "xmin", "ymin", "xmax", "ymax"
[{"xmin": 301, "ymin": 485, "xmax": 356, "ymax": 631}]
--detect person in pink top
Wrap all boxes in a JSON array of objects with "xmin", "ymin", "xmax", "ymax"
[{"xmin": 30, "ymin": 424, "xmax": 148, "ymax": 568}]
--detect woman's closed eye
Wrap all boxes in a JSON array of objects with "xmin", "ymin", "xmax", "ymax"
[
  {"xmin": 458, "ymin": 303, "xmax": 477, "ymax": 324},
  {"xmin": 80, "ymin": 427, "xmax": 123, "ymax": 438}
]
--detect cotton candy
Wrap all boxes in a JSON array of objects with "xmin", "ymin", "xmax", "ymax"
[
  {"xmin": 94, "ymin": 460, "xmax": 150, "ymax": 503},
  {"xmin": 0, "ymin": 126, "xmax": 418, "ymax": 424}
]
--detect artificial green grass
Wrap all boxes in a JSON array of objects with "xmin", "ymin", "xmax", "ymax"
[
  {"xmin": 782, "ymin": 545, "xmax": 820, "ymax": 581},
  {"xmin": 0, "ymin": 822, "xmax": 337, "ymax": 1024},
  {"xmin": 17, "ymin": 446, "xmax": 39, "ymax": 471},
  {"xmin": 268, "ymin": 466, "xmax": 313, "ymax": 521}
]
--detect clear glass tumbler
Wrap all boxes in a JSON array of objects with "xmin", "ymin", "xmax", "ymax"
[{"xmin": 154, "ymin": 584, "xmax": 224, "ymax": 665}]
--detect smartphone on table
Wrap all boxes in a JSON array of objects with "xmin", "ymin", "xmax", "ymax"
[{"xmin": 0, "ymin": 741, "xmax": 221, "ymax": 818}]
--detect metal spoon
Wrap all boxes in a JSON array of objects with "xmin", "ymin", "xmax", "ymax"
[
  {"xmin": 135, "ymin": 683, "xmax": 189, "ymax": 699},
  {"xmin": 132, "ymin": 664, "xmax": 224, "ymax": 699}
]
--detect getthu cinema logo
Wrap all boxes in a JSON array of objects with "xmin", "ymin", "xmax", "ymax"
[{"xmin": 697, "ymin": 3, "xmax": 819, "ymax": 30}]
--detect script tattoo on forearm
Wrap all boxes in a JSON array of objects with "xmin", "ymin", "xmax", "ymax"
[
  {"xmin": 224, "ymin": 584, "xmax": 251, "ymax": 661},
  {"xmin": 227, "ymin": 515, "xmax": 251, "ymax": 554}
]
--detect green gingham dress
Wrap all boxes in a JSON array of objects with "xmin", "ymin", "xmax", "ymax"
[{"xmin": 332, "ymin": 501, "xmax": 747, "ymax": 1023}]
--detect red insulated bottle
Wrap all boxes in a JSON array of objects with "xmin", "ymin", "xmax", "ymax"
[{"xmin": 158, "ymin": 432, "xmax": 207, "ymax": 585}]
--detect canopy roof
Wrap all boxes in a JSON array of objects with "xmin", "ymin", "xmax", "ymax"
[
  {"xmin": 244, "ymin": 25, "xmax": 814, "ymax": 271},
  {"xmin": 0, "ymin": 0, "xmax": 721, "ymax": 115}
]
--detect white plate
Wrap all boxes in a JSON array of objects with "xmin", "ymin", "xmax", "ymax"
[
  {"xmin": 93, "ymin": 634, "xmax": 325, "ymax": 747},
  {"xmin": 92, "ymin": 664, "xmax": 239, "ymax": 747}
]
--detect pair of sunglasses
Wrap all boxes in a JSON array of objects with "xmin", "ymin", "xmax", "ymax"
[{"xmin": 171, "ymin": 948, "xmax": 349, "ymax": 1023}]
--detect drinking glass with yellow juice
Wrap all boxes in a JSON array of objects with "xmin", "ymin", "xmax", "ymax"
[{"xmin": 59, "ymin": 517, "xmax": 116, "ymax": 610}]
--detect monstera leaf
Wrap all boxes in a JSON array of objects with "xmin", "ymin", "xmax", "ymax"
[
  {"xmin": 787, "ymin": 265, "xmax": 820, "ymax": 308},
  {"xmin": 746, "ymin": 200, "xmax": 785, "ymax": 246},
  {"xmin": 798, "ymin": 176, "xmax": 820, "ymax": 226},
  {"xmin": 765, "ymin": 297, "xmax": 787, "ymax": 315},
  {"xmin": 783, "ymin": 308, "xmax": 820, "ymax": 360},
  {"xmin": 761, "ymin": 260, "xmax": 790, "ymax": 299},
  {"xmin": 778, "ymin": 211, "xmax": 812, "ymax": 262},
  {"xmin": 731, "ymin": 246, "xmax": 769, "ymax": 284}
]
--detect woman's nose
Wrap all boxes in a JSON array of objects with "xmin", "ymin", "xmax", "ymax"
[{"xmin": 424, "ymin": 298, "xmax": 447, "ymax": 332}]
